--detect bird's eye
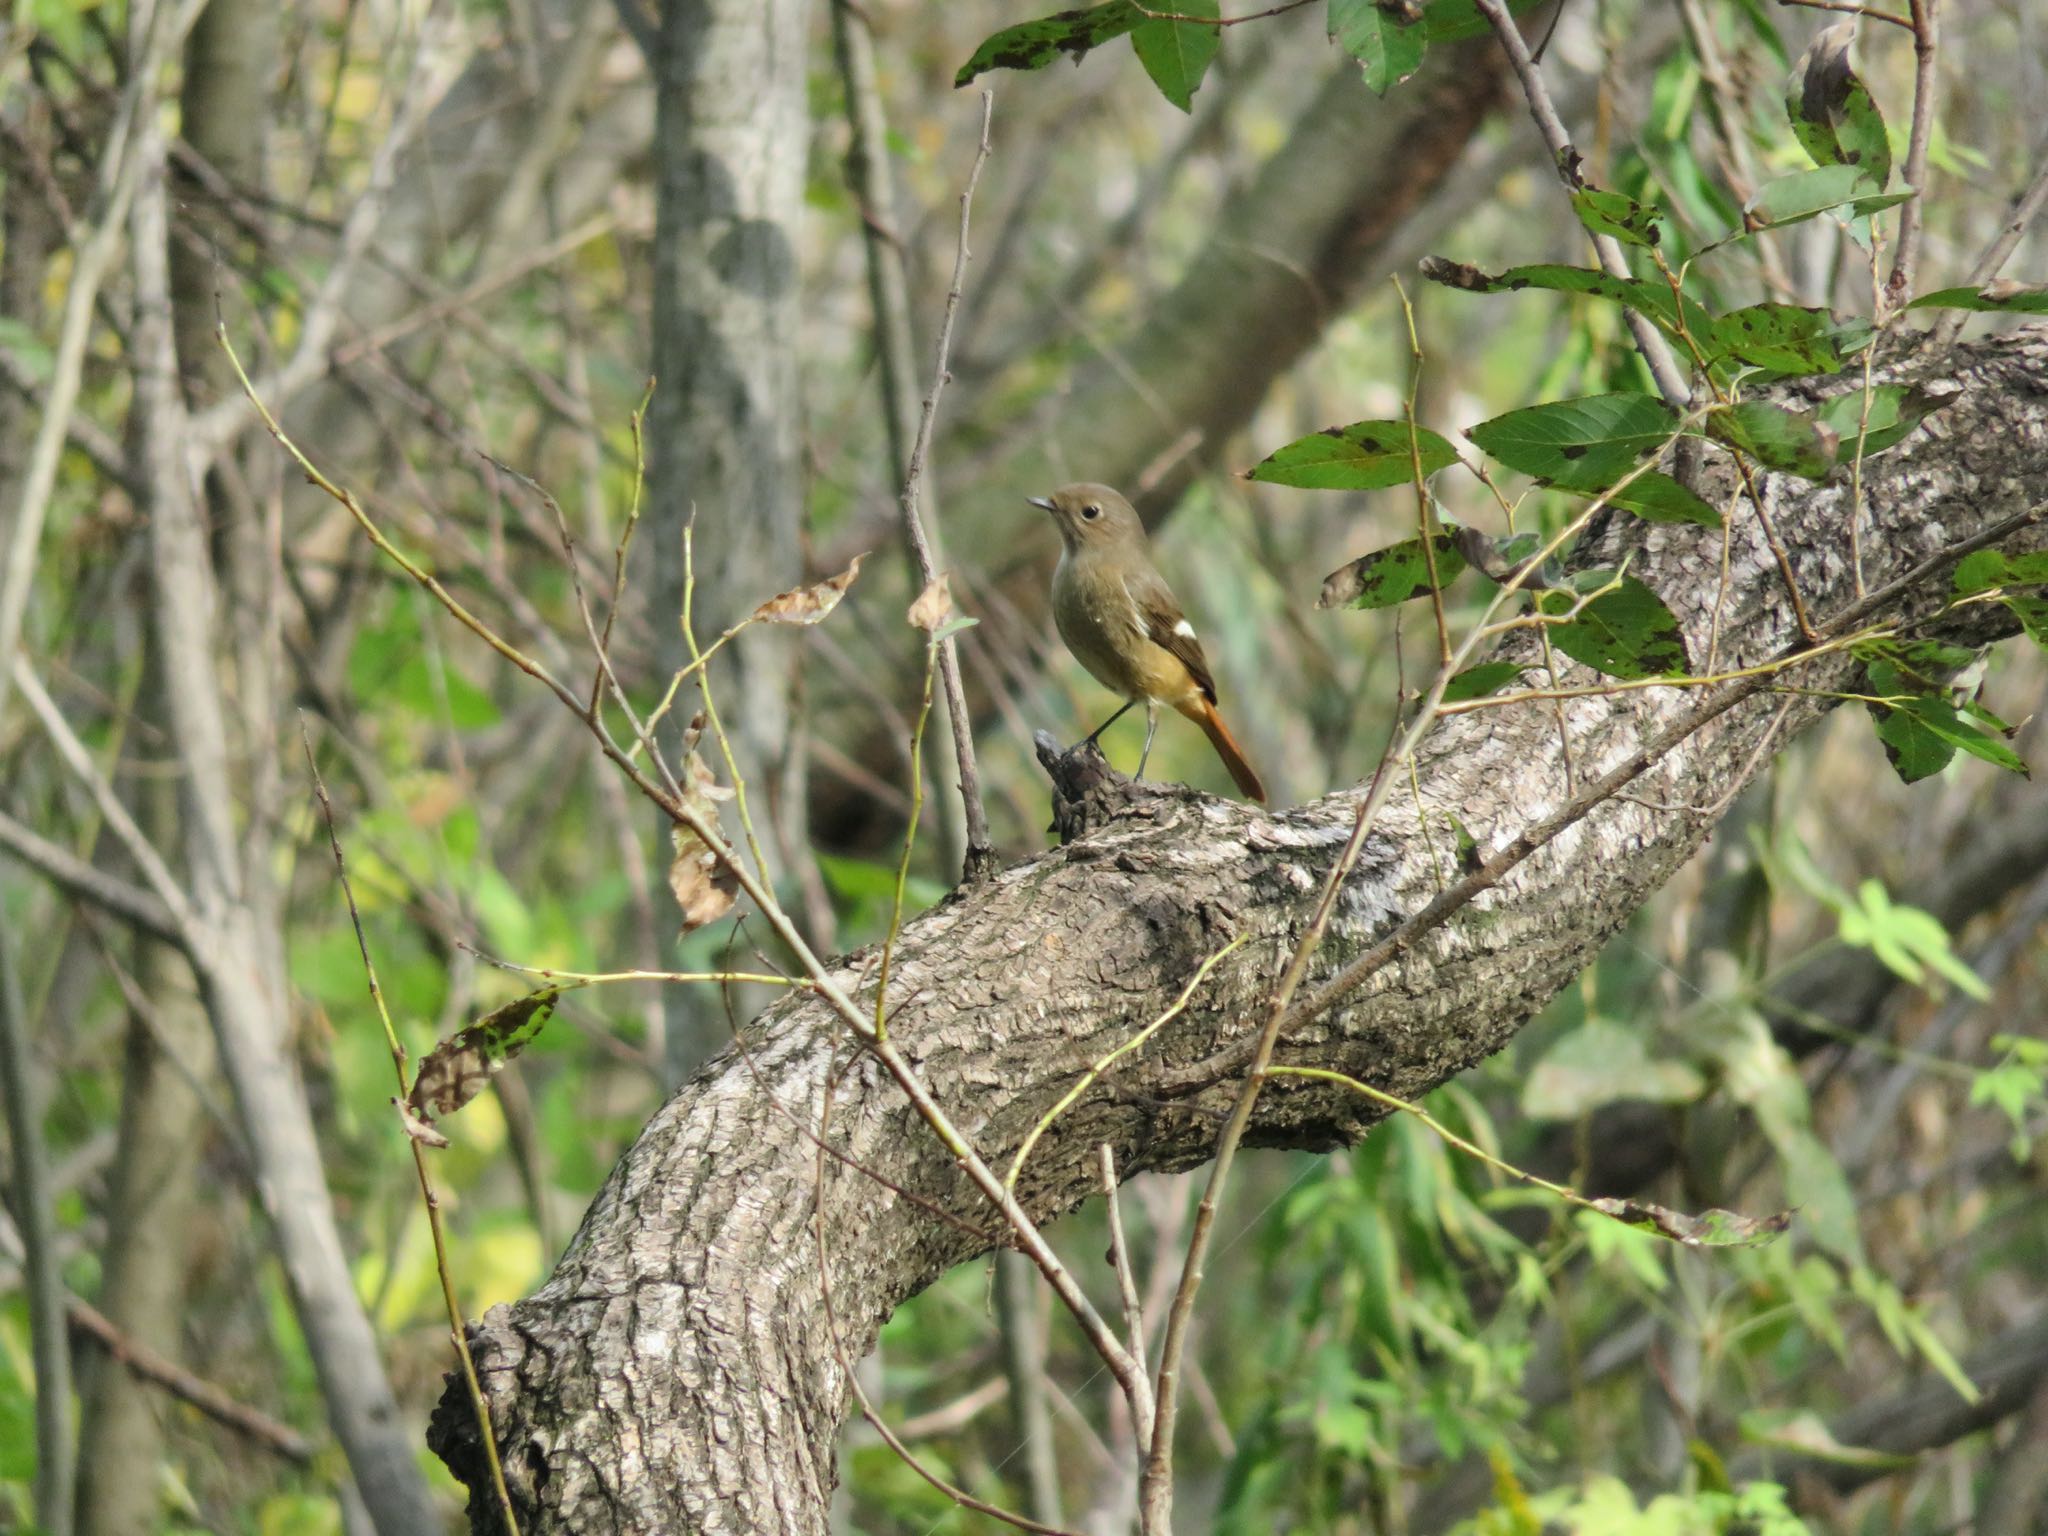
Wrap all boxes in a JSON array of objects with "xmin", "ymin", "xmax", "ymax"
[{"xmin": 1082, "ymin": 504, "xmax": 1101, "ymax": 520}]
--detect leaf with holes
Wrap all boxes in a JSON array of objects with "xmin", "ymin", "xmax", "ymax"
[
  {"xmin": 1572, "ymin": 187, "xmax": 1664, "ymax": 248},
  {"xmin": 1317, "ymin": 533, "xmax": 1468, "ymax": 609},
  {"xmin": 1467, "ymin": 392, "xmax": 1678, "ymax": 491},
  {"xmin": 1708, "ymin": 401, "xmax": 1839, "ymax": 480},
  {"xmin": 1710, "ymin": 304, "xmax": 1843, "ymax": 375},
  {"xmin": 1247, "ymin": 419, "xmax": 1459, "ymax": 489},
  {"xmin": 955, "ymin": 2, "xmax": 1142, "ymax": 87},
  {"xmin": 1539, "ymin": 573, "xmax": 1690, "ymax": 679},
  {"xmin": 1419, "ymin": 257, "xmax": 1714, "ymax": 343},
  {"xmin": 1330, "ymin": 0, "xmax": 1427, "ymax": 94},
  {"xmin": 407, "ymin": 988, "xmax": 562, "ymax": 1123},
  {"xmin": 1131, "ymin": 0, "xmax": 1219, "ymax": 110},
  {"xmin": 1787, "ymin": 23, "xmax": 1893, "ymax": 187}
]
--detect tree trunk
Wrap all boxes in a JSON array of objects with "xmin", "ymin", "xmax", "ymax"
[
  {"xmin": 432, "ymin": 329, "xmax": 2048, "ymax": 1532},
  {"xmin": 645, "ymin": 0, "xmax": 813, "ymax": 1079}
]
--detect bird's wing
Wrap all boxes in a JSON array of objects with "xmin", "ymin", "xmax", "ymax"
[{"xmin": 1122, "ymin": 567, "xmax": 1217, "ymax": 704}]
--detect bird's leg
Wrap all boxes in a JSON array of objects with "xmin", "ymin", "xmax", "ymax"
[
  {"xmin": 1137, "ymin": 700, "xmax": 1160, "ymax": 780},
  {"xmin": 1073, "ymin": 698, "xmax": 1136, "ymax": 752}
]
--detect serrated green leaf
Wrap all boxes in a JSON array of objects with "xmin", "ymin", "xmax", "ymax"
[
  {"xmin": 1131, "ymin": 0, "xmax": 1219, "ymax": 110},
  {"xmin": 1708, "ymin": 400, "xmax": 1839, "ymax": 479},
  {"xmin": 1317, "ymin": 533, "xmax": 1468, "ymax": 609},
  {"xmin": 1905, "ymin": 281, "xmax": 2048, "ymax": 315},
  {"xmin": 955, "ymin": 2, "xmax": 1142, "ymax": 87},
  {"xmin": 1441, "ymin": 661, "xmax": 1526, "ymax": 702},
  {"xmin": 1710, "ymin": 304, "xmax": 1843, "ymax": 375},
  {"xmin": 1787, "ymin": 25, "xmax": 1893, "ymax": 187},
  {"xmin": 1467, "ymin": 392, "xmax": 1678, "ymax": 490},
  {"xmin": 1560, "ymin": 469, "xmax": 1722, "ymax": 527},
  {"xmin": 1571, "ymin": 187, "xmax": 1664, "ymax": 248},
  {"xmin": 1330, "ymin": 0, "xmax": 1426, "ymax": 95},
  {"xmin": 1539, "ymin": 573, "xmax": 1691, "ymax": 680},
  {"xmin": 1246, "ymin": 419, "xmax": 1459, "ymax": 489},
  {"xmin": 1744, "ymin": 165, "xmax": 1911, "ymax": 230}
]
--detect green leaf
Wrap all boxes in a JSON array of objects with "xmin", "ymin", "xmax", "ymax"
[
  {"xmin": 1787, "ymin": 24, "xmax": 1893, "ymax": 187},
  {"xmin": 1744, "ymin": 165, "xmax": 1912, "ymax": 230},
  {"xmin": 1560, "ymin": 469, "xmax": 1722, "ymax": 527},
  {"xmin": 1440, "ymin": 660, "xmax": 1526, "ymax": 702},
  {"xmin": 1571, "ymin": 187, "xmax": 1664, "ymax": 248},
  {"xmin": 1709, "ymin": 304, "xmax": 1843, "ymax": 375},
  {"xmin": 955, "ymin": 2, "xmax": 1142, "ymax": 87},
  {"xmin": 1412, "ymin": 0, "xmax": 1546, "ymax": 41},
  {"xmin": 1246, "ymin": 419, "xmax": 1459, "ymax": 489},
  {"xmin": 1589, "ymin": 1198, "xmax": 1791, "ymax": 1249},
  {"xmin": 1419, "ymin": 257, "xmax": 1715, "ymax": 342},
  {"xmin": 1539, "ymin": 573, "xmax": 1691, "ymax": 680},
  {"xmin": 1522, "ymin": 1019, "xmax": 1705, "ymax": 1119},
  {"xmin": 1316, "ymin": 533, "xmax": 1468, "ymax": 609},
  {"xmin": 1952, "ymin": 549, "xmax": 2048, "ymax": 650},
  {"xmin": 1131, "ymin": 0, "xmax": 1220, "ymax": 110},
  {"xmin": 1467, "ymin": 392, "xmax": 1678, "ymax": 490},
  {"xmin": 1817, "ymin": 381, "xmax": 1949, "ymax": 457},
  {"xmin": 1906, "ymin": 280, "xmax": 2048, "ymax": 315},
  {"xmin": 1330, "ymin": 0, "xmax": 1426, "ymax": 95},
  {"xmin": 1707, "ymin": 400, "xmax": 1839, "ymax": 479},
  {"xmin": 1864, "ymin": 659, "xmax": 2028, "ymax": 781}
]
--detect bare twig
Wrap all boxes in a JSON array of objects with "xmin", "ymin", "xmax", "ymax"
[
  {"xmin": 0, "ymin": 808, "xmax": 183, "ymax": 944},
  {"xmin": 67, "ymin": 1297, "xmax": 313, "ymax": 1462},
  {"xmin": 1100, "ymin": 1146, "xmax": 1149, "ymax": 1368},
  {"xmin": 1932, "ymin": 134, "xmax": 2048, "ymax": 348},
  {"xmin": 1777, "ymin": 0, "xmax": 1914, "ymax": 29},
  {"xmin": 1677, "ymin": 0, "xmax": 1795, "ymax": 298},
  {"xmin": 1471, "ymin": 0, "xmax": 1691, "ymax": 408},
  {"xmin": 1885, "ymin": 0, "xmax": 1942, "ymax": 308},
  {"xmin": 301, "ymin": 727, "xmax": 522, "ymax": 1536},
  {"xmin": 893, "ymin": 93, "xmax": 998, "ymax": 882}
]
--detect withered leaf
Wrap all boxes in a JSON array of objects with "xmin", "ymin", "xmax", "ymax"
[
  {"xmin": 908, "ymin": 574, "xmax": 954, "ymax": 632},
  {"xmin": 405, "ymin": 988, "xmax": 561, "ymax": 1123},
  {"xmin": 394, "ymin": 1096, "xmax": 451, "ymax": 1148},
  {"xmin": 1588, "ymin": 1197, "xmax": 1791, "ymax": 1248},
  {"xmin": 667, "ymin": 750, "xmax": 738, "ymax": 931},
  {"xmin": 750, "ymin": 552, "xmax": 868, "ymax": 626}
]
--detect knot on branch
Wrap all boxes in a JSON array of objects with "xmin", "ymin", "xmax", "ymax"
[{"xmin": 1032, "ymin": 730, "xmax": 1207, "ymax": 842}]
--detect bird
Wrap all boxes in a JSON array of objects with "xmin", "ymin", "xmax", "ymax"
[{"xmin": 1029, "ymin": 482, "xmax": 1266, "ymax": 803}]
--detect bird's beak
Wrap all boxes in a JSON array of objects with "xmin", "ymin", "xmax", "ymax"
[{"xmin": 1026, "ymin": 496, "xmax": 1055, "ymax": 514}]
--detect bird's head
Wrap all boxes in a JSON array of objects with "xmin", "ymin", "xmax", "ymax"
[{"xmin": 1027, "ymin": 483, "xmax": 1144, "ymax": 555}]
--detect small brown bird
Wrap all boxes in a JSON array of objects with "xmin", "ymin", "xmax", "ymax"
[{"xmin": 1030, "ymin": 483, "xmax": 1266, "ymax": 803}]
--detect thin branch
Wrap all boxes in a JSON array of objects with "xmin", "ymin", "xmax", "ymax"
[
  {"xmin": 301, "ymin": 727, "xmax": 523, "ymax": 1536},
  {"xmin": 894, "ymin": 93, "xmax": 998, "ymax": 882},
  {"xmin": 1776, "ymin": 0, "xmax": 1915, "ymax": 35},
  {"xmin": 67, "ymin": 1296, "xmax": 313, "ymax": 1462},
  {"xmin": 1130, "ymin": 0, "xmax": 1312, "ymax": 22},
  {"xmin": 1933, "ymin": 134, "xmax": 2048, "ymax": 348},
  {"xmin": 1885, "ymin": 0, "xmax": 1941, "ymax": 307},
  {"xmin": 1100, "ymin": 1145, "xmax": 1149, "ymax": 1369},
  {"xmin": 0, "ymin": 808, "xmax": 183, "ymax": 945},
  {"xmin": 1470, "ymin": 0, "xmax": 1691, "ymax": 408}
]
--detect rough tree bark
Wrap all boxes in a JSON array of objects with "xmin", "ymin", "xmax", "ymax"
[{"xmin": 432, "ymin": 332, "xmax": 2048, "ymax": 1532}]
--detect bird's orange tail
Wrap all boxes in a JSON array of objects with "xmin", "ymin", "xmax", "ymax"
[{"xmin": 1179, "ymin": 696, "xmax": 1266, "ymax": 803}]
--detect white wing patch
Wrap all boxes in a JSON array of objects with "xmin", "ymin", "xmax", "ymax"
[
  {"xmin": 1117, "ymin": 576, "xmax": 1149, "ymax": 642},
  {"xmin": 1173, "ymin": 619, "xmax": 1197, "ymax": 640}
]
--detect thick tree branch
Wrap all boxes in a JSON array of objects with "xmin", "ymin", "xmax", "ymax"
[{"xmin": 433, "ymin": 331, "xmax": 2048, "ymax": 1533}]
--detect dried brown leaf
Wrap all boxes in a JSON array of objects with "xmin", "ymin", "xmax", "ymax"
[
  {"xmin": 405, "ymin": 987, "xmax": 562, "ymax": 1123},
  {"xmin": 667, "ymin": 750, "xmax": 738, "ymax": 931},
  {"xmin": 908, "ymin": 574, "xmax": 953, "ymax": 632},
  {"xmin": 751, "ymin": 552, "xmax": 868, "ymax": 626},
  {"xmin": 394, "ymin": 1097, "xmax": 451, "ymax": 1148},
  {"xmin": 1587, "ymin": 1197, "xmax": 1791, "ymax": 1248}
]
